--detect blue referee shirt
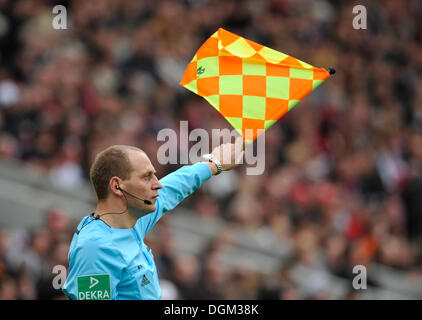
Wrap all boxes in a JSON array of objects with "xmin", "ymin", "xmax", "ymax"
[{"xmin": 62, "ymin": 162, "xmax": 212, "ymax": 300}]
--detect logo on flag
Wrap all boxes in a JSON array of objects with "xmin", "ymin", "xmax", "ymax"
[{"xmin": 197, "ymin": 66, "xmax": 205, "ymax": 76}]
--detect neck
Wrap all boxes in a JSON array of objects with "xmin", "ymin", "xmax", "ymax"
[{"xmin": 95, "ymin": 197, "xmax": 137, "ymax": 229}]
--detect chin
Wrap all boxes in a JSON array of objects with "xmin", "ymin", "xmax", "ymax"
[
  {"xmin": 144, "ymin": 204, "xmax": 156, "ymax": 213},
  {"xmin": 148, "ymin": 206, "xmax": 156, "ymax": 212}
]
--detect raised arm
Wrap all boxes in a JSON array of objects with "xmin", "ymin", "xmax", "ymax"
[{"xmin": 136, "ymin": 137, "xmax": 245, "ymax": 237}]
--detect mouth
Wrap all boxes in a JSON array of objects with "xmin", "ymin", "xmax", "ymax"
[{"xmin": 151, "ymin": 194, "xmax": 159, "ymax": 200}]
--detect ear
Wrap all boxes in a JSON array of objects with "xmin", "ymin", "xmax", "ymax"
[{"xmin": 109, "ymin": 176, "xmax": 123, "ymax": 196}]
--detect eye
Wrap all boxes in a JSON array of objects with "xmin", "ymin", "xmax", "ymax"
[{"xmin": 143, "ymin": 173, "xmax": 153, "ymax": 180}]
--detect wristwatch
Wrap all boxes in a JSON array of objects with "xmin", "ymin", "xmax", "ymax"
[{"xmin": 202, "ymin": 154, "xmax": 223, "ymax": 175}]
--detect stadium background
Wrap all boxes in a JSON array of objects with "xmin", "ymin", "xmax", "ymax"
[{"xmin": 0, "ymin": 0, "xmax": 422, "ymax": 299}]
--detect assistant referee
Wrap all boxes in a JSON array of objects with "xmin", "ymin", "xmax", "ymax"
[{"xmin": 62, "ymin": 140, "xmax": 244, "ymax": 300}]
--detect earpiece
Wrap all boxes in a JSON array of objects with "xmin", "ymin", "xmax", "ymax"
[{"xmin": 89, "ymin": 185, "xmax": 152, "ymax": 225}]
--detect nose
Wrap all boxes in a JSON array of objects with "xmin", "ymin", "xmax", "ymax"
[{"xmin": 152, "ymin": 176, "xmax": 162, "ymax": 190}]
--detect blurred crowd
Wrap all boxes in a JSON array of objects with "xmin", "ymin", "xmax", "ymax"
[{"xmin": 0, "ymin": 0, "xmax": 422, "ymax": 299}]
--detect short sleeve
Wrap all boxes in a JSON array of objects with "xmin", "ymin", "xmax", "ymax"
[{"xmin": 62, "ymin": 239, "xmax": 126, "ymax": 300}]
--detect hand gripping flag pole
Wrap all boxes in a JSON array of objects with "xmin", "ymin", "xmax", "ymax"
[{"xmin": 180, "ymin": 28, "xmax": 335, "ymax": 145}]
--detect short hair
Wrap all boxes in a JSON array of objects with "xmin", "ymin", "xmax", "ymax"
[{"xmin": 89, "ymin": 145, "xmax": 143, "ymax": 200}]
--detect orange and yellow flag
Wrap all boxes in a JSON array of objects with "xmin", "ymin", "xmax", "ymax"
[{"xmin": 180, "ymin": 28, "xmax": 334, "ymax": 144}]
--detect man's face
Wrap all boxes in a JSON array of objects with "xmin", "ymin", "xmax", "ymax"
[{"xmin": 122, "ymin": 150, "xmax": 162, "ymax": 215}]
